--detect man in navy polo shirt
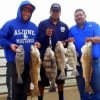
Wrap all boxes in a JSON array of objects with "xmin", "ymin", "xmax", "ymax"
[
  {"xmin": 70, "ymin": 9, "xmax": 100, "ymax": 100},
  {"xmin": 36, "ymin": 3, "xmax": 69, "ymax": 100}
]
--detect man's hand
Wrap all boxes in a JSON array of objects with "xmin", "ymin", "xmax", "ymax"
[
  {"xmin": 34, "ymin": 42, "xmax": 41, "ymax": 48},
  {"xmin": 66, "ymin": 37, "xmax": 75, "ymax": 42},
  {"xmin": 10, "ymin": 44, "xmax": 18, "ymax": 52},
  {"xmin": 61, "ymin": 41, "xmax": 66, "ymax": 46},
  {"xmin": 68, "ymin": 37, "xmax": 75, "ymax": 42},
  {"xmin": 86, "ymin": 37, "xmax": 93, "ymax": 43},
  {"xmin": 61, "ymin": 38, "xmax": 75, "ymax": 46},
  {"xmin": 86, "ymin": 37, "xmax": 100, "ymax": 43},
  {"xmin": 46, "ymin": 28, "xmax": 53, "ymax": 37}
]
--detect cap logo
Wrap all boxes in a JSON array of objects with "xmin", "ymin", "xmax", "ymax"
[{"xmin": 53, "ymin": 5, "xmax": 59, "ymax": 8}]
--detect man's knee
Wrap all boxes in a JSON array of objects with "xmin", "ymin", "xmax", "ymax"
[{"xmin": 57, "ymin": 84, "xmax": 64, "ymax": 92}]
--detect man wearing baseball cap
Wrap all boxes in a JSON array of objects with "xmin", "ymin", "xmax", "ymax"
[
  {"xmin": 36, "ymin": 3, "xmax": 69, "ymax": 100},
  {"xmin": 50, "ymin": 3, "xmax": 61, "ymax": 12}
]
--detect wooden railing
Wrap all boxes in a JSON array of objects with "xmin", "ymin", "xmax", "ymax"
[{"xmin": 0, "ymin": 48, "xmax": 76, "ymax": 94}]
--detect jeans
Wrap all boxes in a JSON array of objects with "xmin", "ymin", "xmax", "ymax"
[
  {"xmin": 91, "ymin": 58, "xmax": 100, "ymax": 100},
  {"xmin": 76, "ymin": 66, "xmax": 91, "ymax": 100},
  {"xmin": 6, "ymin": 62, "xmax": 30, "ymax": 100}
]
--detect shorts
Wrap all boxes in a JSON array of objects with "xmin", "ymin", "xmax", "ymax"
[{"xmin": 38, "ymin": 66, "xmax": 66, "ymax": 86}]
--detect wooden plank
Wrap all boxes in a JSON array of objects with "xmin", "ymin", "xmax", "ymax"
[
  {"xmin": 0, "ymin": 49, "xmax": 4, "ymax": 57},
  {"xmin": 0, "ymin": 87, "xmax": 80, "ymax": 100}
]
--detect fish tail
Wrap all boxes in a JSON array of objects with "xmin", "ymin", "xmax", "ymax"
[
  {"xmin": 58, "ymin": 72, "xmax": 67, "ymax": 80},
  {"xmin": 49, "ymin": 85, "xmax": 56, "ymax": 92},
  {"xmin": 31, "ymin": 86, "xmax": 40, "ymax": 97},
  {"xmin": 49, "ymin": 80, "xmax": 56, "ymax": 92}
]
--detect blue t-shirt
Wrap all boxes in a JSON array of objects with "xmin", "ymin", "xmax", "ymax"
[{"xmin": 70, "ymin": 21, "xmax": 100, "ymax": 58}]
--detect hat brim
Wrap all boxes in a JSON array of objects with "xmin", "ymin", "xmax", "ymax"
[
  {"xmin": 21, "ymin": 4, "xmax": 35, "ymax": 12},
  {"xmin": 51, "ymin": 8, "xmax": 61, "ymax": 12}
]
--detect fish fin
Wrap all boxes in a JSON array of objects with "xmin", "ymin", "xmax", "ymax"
[
  {"xmin": 65, "ymin": 64, "xmax": 69, "ymax": 70},
  {"xmin": 71, "ymin": 69, "xmax": 79, "ymax": 76},
  {"xmin": 76, "ymin": 51, "xmax": 79, "ymax": 57},
  {"xmin": 17, "ymin": 76, "xmax": 23, "ymax": 84},
  {"xmin": 31, "ymin": 86, "xmax": 40, "ymax": 97},
  {"xmin": 38, "ymin": 68, "xmax": 41, "ymax": 81},
  {"xmin": 49, "ymin": 85, "xmax": 56, "ymax": 92},
  {"xmin": 76, "ymin": 61, "xmax": 80, "ymax": 66},
  {"xmin": 64, "ymin": 48, "xmax": 68, "ymax": 54}
]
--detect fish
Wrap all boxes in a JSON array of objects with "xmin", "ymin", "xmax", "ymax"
[
  {"xmin": 80, "ymin": 42, "xmax": 93, "ymax": 94},
  {"xmin": 15, "ymin": 45, "xmax": 24, "ymax": 84},
  {"xmin": 55, "ymin": 41, "xmax": 67, "ymax": 80},
  {"xmin": 30, "ymin": 45, "xmax": 41, "ymax": 96},
  {"xmin": 65, "ymin": 41, "xmax": 79, "ymax": 76},
  {"xmin": 43, "ymin": 47, "xmax": 57, "ymax": 92}
]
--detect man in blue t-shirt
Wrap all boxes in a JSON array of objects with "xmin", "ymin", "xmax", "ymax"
[
  {"xmin": 36, "ymin": 3, "xmax": 69, "ymax": 100},
  {"xmin": 70, "ymin": 9, "xmax": 100, "ymax": 100},
  {"xmin": 0, "ymin": 1, "xmax": 40, "ymax": 100}
]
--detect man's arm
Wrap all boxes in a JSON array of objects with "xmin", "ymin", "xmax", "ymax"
[
  {"xmin": 0, "ymin": 22, "xmax": 12, "ymax": 49},
  {"xmin": 36, "ymin": 22, "xmax": 49, "ymax": 44},
  {"xmin": 86, "ymin": 37, "xmax": 100, "ymax": 43},
  {"xmin": 86, "ymin": 22, "xmax": 100, "ymax": 43}
]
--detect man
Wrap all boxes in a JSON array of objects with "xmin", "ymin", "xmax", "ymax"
[
  {"xmin": 0, "ymin": 1, "xmax": 40, "ymax": 100},
  {"xmin": 36, "ymin": 3, "xmax": 69, "ymax": 100},
  {"xmin": 70, "ymin": 9, "xmax": 100, "ymax": 100}
]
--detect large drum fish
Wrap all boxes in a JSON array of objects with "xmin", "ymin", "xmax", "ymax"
[
  {"xmin": 55, "ymin": 41, "xmax": 67, "ymax": 80},
  {"xmin": 81, "ymin": 42, "xmax": 93, "ymax": 94},
  {"xmin": 43, "ymin": 47, "xmax": 57, "ymax": 92},
  {"xmin": 65, "ymin": 41, "xmax": 79, "ymax": 76},
  {"xmin": 30, "ymin": 45, "xmax": 41, "ymax": 96},
  {"xmin": 15, "ymin": 45, "xmax": 24, "ymax": 84}
]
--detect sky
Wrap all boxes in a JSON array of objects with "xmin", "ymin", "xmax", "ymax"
[{"xmin": 0, "ymin": 0, "xmax": 100, "ymax": 28}]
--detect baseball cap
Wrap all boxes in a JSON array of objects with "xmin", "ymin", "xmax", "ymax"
[
  {"xmin": 50, "ymin": 3, "xmax": 61, "ymax": 12},
  {"xmin": 21, "ymin": 4, "xmax": 35, "ymax": 12}
]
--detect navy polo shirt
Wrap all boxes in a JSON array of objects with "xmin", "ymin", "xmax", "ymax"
[
  {"xmin": 70, "ymin": 21, "xmax": 100, "ymax": 58},
  {"xmin": 37, "ymin": 17, "xmax": 69, "ymax": 59}
]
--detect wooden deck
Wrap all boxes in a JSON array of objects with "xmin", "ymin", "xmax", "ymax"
[{"xmin": 0, "ymin": 86, "xmax": 80, "ymax": 100}]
